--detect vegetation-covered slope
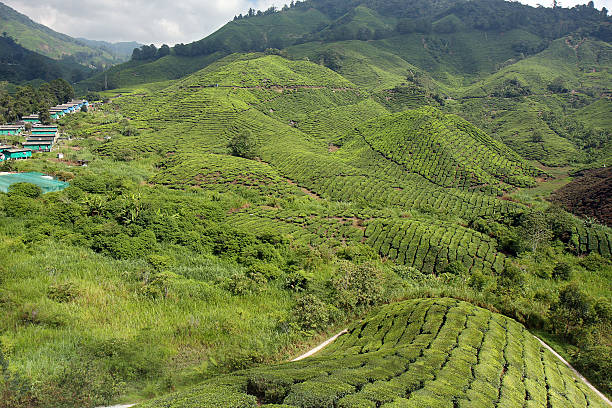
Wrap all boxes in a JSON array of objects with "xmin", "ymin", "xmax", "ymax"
[
  {"xmin": 0, "ymin": 1, "xmax": 128, "ymax": 68},
  {"xmin": 551, "ymin": 167, "xmax": 612, "ymax": 227},
  {"xmin": 0, "ymin": 35, "xmax": 92, "ymax": 83},
  {"xmin": 137, "ymin": 298, "xmax": 609, "ymax": 408},
  {"xmin": 351, "ymin": 106, "xmax": 541, "ymax": 190},
  {"xmin": 77, "ymin": 0, "xmax": 611, "ymax": 92},
  {"xmin": 2, "ymin": 47, "xmax": 611, "ymax": 408}
]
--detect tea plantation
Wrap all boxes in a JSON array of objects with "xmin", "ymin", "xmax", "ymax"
[
  {"xmin": 1, "ymin": 2, "xmax": 611, "ymax": 405},
  {"xmin": 136, "ymin": 298, "xmax": 609, "ymax": 408}
]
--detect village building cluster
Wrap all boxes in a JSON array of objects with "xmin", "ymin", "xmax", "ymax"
[{"xmin": 0, "ymin": 100, "xmax": 88, "ymax": 162}]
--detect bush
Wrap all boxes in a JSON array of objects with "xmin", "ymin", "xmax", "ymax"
[
  {"xmin": 441, "ymin": 260, "xmax": 468, "ymax": 277},
  {"xmin": 571, "ymin": 345, "xmax": 612, "ymax": 395},
  {"xmin": 228, "ymin": 131, "xmax": 257, "ymax": 159},
  {"xmin": 579, "ymin": 253, "xmax": 609, "ymax": 271},
  {"xmin": 293, "ymin": 294, "xmax": 330, "ymax": 331},
  {"xmin": 283, "ymin": 381, "xmax": 354, "ymax": 408},
  {"xmin": 8, "ymin": 182, "xmax": 42, "ymax": 198},
  {"xmin": 285, "ymin": 270, "xmax": 311, "ymax": 292},
  {"xmin": 48, "ymin": 282, "xmax": 80, "ymax": 303},
  {"xmin": 498, "ymin": 263, "xmax": 525, "ymax": 289},
  {"xmin": 552, "ymin": 262, "xmax": 572, "ymax": 281},
  {"xmin": 331, "ymin": 261, "xmax": 386, "ymax": 313}
]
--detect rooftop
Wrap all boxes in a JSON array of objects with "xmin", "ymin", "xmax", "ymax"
[
  {"xmin": 6, "ymin": 148, "xmax": 31, "ymax": 153},
  {"xmin": 23, "ymin": 141, "xmax": 52, "ymax": 145}
]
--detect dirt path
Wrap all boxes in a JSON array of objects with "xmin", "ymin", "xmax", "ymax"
[
  {"xmin": 291, "ymin": 329, "xmax": 348, "ymax": 361},
  {"xmin": 97, "ymin": 404, "xmax": 136, "ymax": 408},
  {"xmin": 536, "ymin": 336, "xmax": 612, "ymax": 407}
]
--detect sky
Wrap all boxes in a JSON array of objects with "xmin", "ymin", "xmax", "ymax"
[{"xmin": 2, "ymin": 0, "xmax": 611, "ymax": 46}]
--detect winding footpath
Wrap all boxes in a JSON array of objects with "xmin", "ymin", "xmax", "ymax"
[
  {"xmin": 99, "ymin": 330, "xmax": 611, "ymax": 408},
  {"xmin": 535, "ymin": 336, "xmax": 612, "ymax": 407},
  {"xmin": 291, "ymin": 329, "xmax": 348, "ymax": 361}
]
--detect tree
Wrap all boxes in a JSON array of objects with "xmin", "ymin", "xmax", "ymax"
[
  {"xmin": 85, "ymin": 92, "xmax": 101, "ymax": 102},
  {"xmin": 228, "ymin": 131, "xmax": 256, "ymax": 159},
  {"xmin": 547, "ymin": 76, "xmax": 568, "ymax": 93},
  {"xmin": 521, "ymin": 211, "xmax": 552, "ymax": 252},
  {"xmin": 8, "ymin": 182, "xmax": 42, "ymax": 198},
  {"xmin": 552, "ymin": 262, "xmax": 572, "ymax": 280},
  {"xmin": 38, "ymin": 108, "xmax": 51, "ymax": 124},
  {"xmin": 331, "ymin": 261, "xmax": 386, "ymax": 312},
  {"xmin": 551, "ymin": 283, "xmax": 593, "ymax": 338},
  {"xmin": 49, "ymin": 79, "xmax": 74, "ymax": 103},
  {"xmin": 156, "ymin": 44, "xmax": 171, "ymax": 58}
]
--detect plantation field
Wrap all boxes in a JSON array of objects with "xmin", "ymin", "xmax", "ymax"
[
  {"xmin": 137, "ymin": 298, "xmax": 609, "ymax": 408},
  {"xmin": 99, "ymin": 55, "xmax": 612, "ymax": 269}
]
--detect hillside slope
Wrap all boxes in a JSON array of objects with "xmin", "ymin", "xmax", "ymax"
[
  {"xmin": 0, "ymin": 1, "xmax": 129, "ymax": 67},
  {"xmin": 551, "ymin": 167, "xmax": 612, "ymax": 227},
  {"xmin": 137, "ymin": 298, "xmax": 610, "ymax": 408},
  {"xmin": 77, "ymin": 0, "xmax": 611, "ymax": 91},
  {"xmin": 100, "ymin": 55, "xmax": 612, "ymax": 274},
  {"xmin": 0, "ymin": 35, "xmax": 92, "ymax": 83},
  {"xmin": 349, "ymin": 106, "xmax": 541, "ymax": 190}
]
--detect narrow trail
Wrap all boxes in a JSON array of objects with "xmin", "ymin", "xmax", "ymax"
[
  {"xmin": 97, "ymin": 404, "xmax": 135, "ymax": 408},
  {"xmin": 291, "ymin": 329, "xmax": 348, "ymax": 361},
  {"xmin": 98, "ymin": 331, "xmax": 609, "ymax": 407},
  {"xmin": 535, "ymin": 336, "xmax": 612, "ymax": 407}
]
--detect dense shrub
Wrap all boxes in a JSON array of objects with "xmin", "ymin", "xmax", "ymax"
[
  {"xmin": 293, "ymin": 294, "xmax": 331, "ymax": 331},
  {"xmin": 331, "ymin": 261, "xmax": 386, "ymax": 313},
  {"xmin": 552, "ymin": 262, "xmax": 572, "ymax": 281},
  {"xmin": 7, "ymin": 182, "xmax": 42, "ymax": 198}
]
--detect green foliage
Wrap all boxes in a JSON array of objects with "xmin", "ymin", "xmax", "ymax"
[
  {"xmin": 7, "ymin": 182, "xmax": 42, "ymax": 198},
  {"xmin": 293, "ymin": 294, "xmax": 331, "ymax": 331},
  {"xmin": 552, "ymin": 262, "xmax": 573, "ymax": 281},
  {"xmin": 331, "ymin": 261, "xmax": 386, "ymax": 313},
  {"xmin": 353, "ymin": 106, "xmax": 541, "ymax": 190},
  {"xmin": 229, "ymin": 130, "xmax": 257, "ymax": 159}
]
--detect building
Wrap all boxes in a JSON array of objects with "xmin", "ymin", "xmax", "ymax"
[
  {"xmin": 31, "ymin": 125, "xmax": 58, "ymax": 136},
  {"xmin": 0, "ymin": 148, "xmax": 31, "ymax": 160},
  {"xmin": 48, "ymin": 100, "xmax": 89, "ymax": 119},
  {"xmin": 0, "ymin": 125, "xmax": 24, "ymax": 136},
  {"xmin": 27, "ymin": 136, "xmax": 56, "ymax": 142},
  {"xmin": 22, "ymin": 141, "xmax": 52, "ymax": 152},
  {"xmin": 22, "ymin": 114, "xmax": 40, "ymax": 124}
]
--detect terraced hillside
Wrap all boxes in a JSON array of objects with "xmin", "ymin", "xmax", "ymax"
[
  {"xmin": 351, "ymin": 107, "xmax": 541, "ymax": 189},
  {"xmin": 137, "ymin": 298, "xmax": 609, "ymax": 408},
  {"xmin": 102, "ymin": 55, "xmax": 611, "ymax": 271}
]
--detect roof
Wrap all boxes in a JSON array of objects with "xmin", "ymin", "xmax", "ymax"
[
  {"xmin": 23, "ymin": 141, "xmax": 52, "ymax": 145},
  {"xmin": 22, "ymin": 115, "xmax": 39, "ymax": 119},
  {"xmin": 0, "ymin": 125, "xmax": 23, "ymax": 129},
  {"xmin": 0, "ymin": 145, "xmax": 14, "ymax": 149},
  {"xmin": 6, "ymin": 148, "xmax": 31, "ymax": 153}
]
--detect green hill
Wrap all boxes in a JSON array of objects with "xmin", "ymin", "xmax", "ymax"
[
  {"xmin": 98, "ymin": 55, "xmax": 611, "ymax": 275},
  {"xmin": 349, "ymin": 106, "xmax": 541, "ymax": 190},
  {"xmin": 78, "ymin": 0, "xmax": 610, "ymax": 92},
  {"xmin": 137, "ymin": 298, "xmax": 609, "ymax": 408},
  {"xmin": 0, "ymin": 35, "xmax": 92, "ymax": 83},
  {"xmin": 0, "ymin": 1, "xmax": 131, "ymax": 68},
  {"xmin": 74, "ymin": 0, "xmax": 611, "ymax": 168}
]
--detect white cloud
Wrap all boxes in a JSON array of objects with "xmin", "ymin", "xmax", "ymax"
[{"xmin": 1, "ymin": 0, "xmax": 610, "ymax": 45}]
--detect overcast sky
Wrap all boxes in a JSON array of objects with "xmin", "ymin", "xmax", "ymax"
[{"xmin": 2, "ymin": 0, "xmax": 611, "ymax": 46}]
